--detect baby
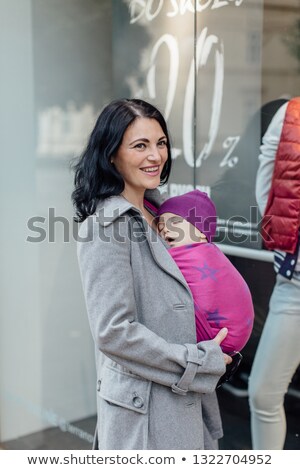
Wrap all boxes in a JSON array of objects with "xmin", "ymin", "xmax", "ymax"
[{"xmin": 157, "ymin": 190, "xmax": 254, "ymax": 355}]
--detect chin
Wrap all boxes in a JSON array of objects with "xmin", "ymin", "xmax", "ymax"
[{"xmin": 143, "ymin": 180, "xmax": 160, "ymax": 190}]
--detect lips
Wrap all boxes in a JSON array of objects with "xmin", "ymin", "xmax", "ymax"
[
  {"xmin": 140, "ymin": 165, "xmax": 159, "ymax": 172},
  {"xmin": 140, "ymin": 165, "xmax": 160, "ymax": 176},
  {"xmin": 165, "ymin": 235, "xmax": 176, "ymax": 246}
]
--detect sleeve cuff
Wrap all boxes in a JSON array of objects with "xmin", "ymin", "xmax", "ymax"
[{"xmin": 171, "ymin": 344, "xmax": 203, "ymax": 395}]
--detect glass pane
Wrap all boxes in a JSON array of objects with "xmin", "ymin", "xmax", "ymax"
[
  {"xmin": 195, "ymin": 1, "xmax": 264, "ymax": 249},
  {"xmin": 112, "ymin": 0, "xmax": 195, "ymax": 194}
]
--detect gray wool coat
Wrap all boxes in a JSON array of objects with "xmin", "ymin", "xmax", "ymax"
[{"xmin": 77, "ymin": 188, "xmax": 226, "ymax": 450}]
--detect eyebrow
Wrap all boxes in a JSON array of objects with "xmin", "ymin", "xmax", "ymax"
[
  {"xmin": 160, "ymin": 216, "xmax": 183, "ymax": 224},
  {"xmin": 129, "ymin": 136, "xmax": 167, "ymax": 145}
]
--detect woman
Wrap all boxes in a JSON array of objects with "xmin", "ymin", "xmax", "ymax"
[
  {"xmin": 249, "ymin": 98, "xmax": 300, "ymax": 449},
  {"xmin": 72, "ymin": 98, "xmax": 231, "ymax": 450}
]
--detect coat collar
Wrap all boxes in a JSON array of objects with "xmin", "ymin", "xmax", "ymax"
[
  {"xmin": 95, "ymin": 189, "xmax": 192, "ymax": 297},
  {"xmin": 96, "ymin": 188, "xmax": 163, "ymax": 227}
]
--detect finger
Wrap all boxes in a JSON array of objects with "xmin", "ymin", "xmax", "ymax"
[
  {"xmin": 213, "ymin": 327, "xmax": 228, "ymax": 345},
  {"xmin": 224, "ymin": 354, "xmax": 233, "ymax": 365}
]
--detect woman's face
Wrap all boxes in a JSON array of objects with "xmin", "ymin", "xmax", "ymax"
[{"xmin": 112, "ymin": 117, "xmax": 168, "ymax": 196}]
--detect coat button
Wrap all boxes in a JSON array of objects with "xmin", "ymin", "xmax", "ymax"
[
  {"xmin": 132, "ymin": 394, "xmax": 144, "ymax": 409},
  {"xmin": 97, "ymin": 380, "xmax": 101, "ymax": 392}
]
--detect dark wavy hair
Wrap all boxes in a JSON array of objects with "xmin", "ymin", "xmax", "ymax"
[{"xmin": 71, "ymin": 98, "xmax": 172, "ymax": 222}]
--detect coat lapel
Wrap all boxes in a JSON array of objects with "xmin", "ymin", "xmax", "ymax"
[
  {"xmin": 136, "ymin": 216, "xmax": 193, "ymax": 297},
  {"xmin": 95, "ymin": 192, "xmax": 192, "ymax": 296}
]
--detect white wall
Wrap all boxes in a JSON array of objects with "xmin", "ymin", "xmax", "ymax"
[
  {"xmin": 0, "ymin": 0, "xmax": 45, "ymax": 441},
  {"xmin": 0, "ymin": 0, "xmax": 113, "ymax": 443}
]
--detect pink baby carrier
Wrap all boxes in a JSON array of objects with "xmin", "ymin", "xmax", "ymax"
[{"xmin": 168, "ymin": 242, "xmax": 254, "ymax": 354}]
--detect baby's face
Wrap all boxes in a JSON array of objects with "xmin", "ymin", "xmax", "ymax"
[{"xmin": 157, "ymin": 212, "xmax": 207, "ymax": 248}]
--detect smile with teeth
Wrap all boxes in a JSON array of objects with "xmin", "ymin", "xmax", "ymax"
[{"xmin": 140, "ymin": 166, "xmax": 159, "ymax": 173}]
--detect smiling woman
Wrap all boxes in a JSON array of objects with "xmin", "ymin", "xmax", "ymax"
[
  {"xmin": 71, "ymin": 99, "xmax": 230, "ymax": 450},
  {"xmin": 71, "ymin": 99, "xmax": 172, "ymax": 224},
  {"xmin": 110, "ymin": 117, "xmax": 168, "ymax": 225}
]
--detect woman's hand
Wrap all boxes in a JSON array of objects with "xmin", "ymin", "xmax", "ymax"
[{"xmin": 213, "ymin": 328, "xmax": 233, "ymax": 365}]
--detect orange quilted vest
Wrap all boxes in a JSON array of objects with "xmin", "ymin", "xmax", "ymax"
[{"xmin": 262, "ymin": 97, "xmax": 300, "ymax": 254}]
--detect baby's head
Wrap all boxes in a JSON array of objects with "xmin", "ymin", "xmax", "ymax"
[{"xmin": 157, "ymin": 190, "xmax": 217, "ymax": 248}]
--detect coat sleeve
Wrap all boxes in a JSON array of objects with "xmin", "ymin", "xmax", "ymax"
[{"xmin": 77, "ymin": 215, "xmax": 226, "ymax": 395}]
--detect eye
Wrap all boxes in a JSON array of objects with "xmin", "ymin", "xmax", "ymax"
[
  {"xmin": 134, "ymin": 143, "xmax": 146, "ymax": 150},
  {"xmin": 158, "ymin": 140, "xmax": 167, "ymax": 148},
  {"xmin": 170, "ymin": 218, "xmax": 182, "ymax": 224}
]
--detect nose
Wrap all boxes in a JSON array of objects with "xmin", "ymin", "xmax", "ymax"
[
  {"xmin": 161, "ymin": 222, "xmax": 170, "ymax": 235},
  {"xmin": 147, "ymin": 146, "xmax": 161, "ymax": 162}
]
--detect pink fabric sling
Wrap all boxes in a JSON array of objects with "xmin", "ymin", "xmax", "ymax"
[
  {"xmin": 144, "ymin": 199, "xmax": 254, "ymax": 353},
  {"xmin": 168, "ymin": 243, "xmax": 254, "ymax": 354}
]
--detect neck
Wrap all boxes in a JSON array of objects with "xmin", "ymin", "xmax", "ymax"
[{"xmin": 121, "ymin": 188, "xmax": 145, "ymax": 212}]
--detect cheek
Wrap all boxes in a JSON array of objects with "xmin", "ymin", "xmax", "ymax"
[
  {"xmin": 162, "ymin": 150, "xmax": 168, "ymax": 163},
  {"xmin": 114, "ymin": 158, "xmax": 132, "ymax": 178},
  {"xmin": 113, "ymin": 161, "xmax": 124, "ymax": 178}
]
